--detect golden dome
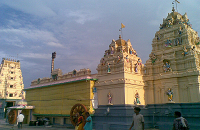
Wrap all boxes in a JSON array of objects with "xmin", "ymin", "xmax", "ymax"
[{"xmin": 115, "ymin": 35, "xmax": 126, "ymax": 46}]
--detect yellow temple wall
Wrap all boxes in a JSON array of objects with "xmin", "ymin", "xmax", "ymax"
[
  {"xmin": 124, "ymin": 72, "xmax": 145, "ymax": 105},
  {"xmin": 25, "ymin": 80, "xmax": 95, "ymax": 116},
  {"xmin": 95, "ymin": 72, "xmax": 126, "ymax": 105},
  {"xmin": 97, "ymin": 83, "xmax": 125, "ymax": 105},
  {"xmin": 125, "ymin": 84, "xmax": 145, "ymax": 105}
]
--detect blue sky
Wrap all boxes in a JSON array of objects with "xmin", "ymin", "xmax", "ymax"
[{"xmin": 0, "ymin": 0, "xmax": 199, "ymax": 88}]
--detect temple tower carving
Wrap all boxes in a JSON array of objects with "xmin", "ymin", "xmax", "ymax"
[
  {"xmin": 144, "ymin": 7, "xmax": 200, "ymax": 104},
  {"xmin": 95, "ymin": 35, "xmax": 145, "ymax": 105}
]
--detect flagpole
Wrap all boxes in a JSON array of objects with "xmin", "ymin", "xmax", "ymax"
[
  {"xmin": 120, "ymin": 23, "xmax": 125, "ymax": 39},
  {"xmin": 121, "ymin": 28, "xmax": 123, "ymax": 39},
  {"xmin": 172, "ymin": 0, "xmax": 180, "ymax": 12}
]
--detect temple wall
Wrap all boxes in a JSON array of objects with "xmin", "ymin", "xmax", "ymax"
[
  {"xmin": 25, "ymin": 80, "xmax": 95, "ymax": 115},
  {"xmin": 145, "ymin": 74, "xmax": 200, "ymax": 104},
  {"xmin": 97, "ymin": 83, "xmax": 125, "ymax": 105}
]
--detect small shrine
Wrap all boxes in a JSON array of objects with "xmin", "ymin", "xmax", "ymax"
[
  {"xmin": 144, "ymin": 7, "xmax": 200, "ymax": 104},
  {"xmin": 7, "ymin": 99, "xmax": 35, "ymax": 124},
  {"xmin": 95, "ymin": 35, "xmax": 145, "ymax": 105}
]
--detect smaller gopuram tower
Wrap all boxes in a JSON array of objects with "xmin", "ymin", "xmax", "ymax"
[
  {"xmin": 0, "ymin": 58, "xmax": 24, "ymax": 118},
  {"xmin": 144, "ymin": 7, "xmax": 200, "ymax": 104},
  {"xmin": 95, "ymin": 35, "xmax": 145, "ymax": 105}
]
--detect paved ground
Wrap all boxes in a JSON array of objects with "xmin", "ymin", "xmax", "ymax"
[
  {"xmin": 0, "ymin": 119, "xmax": 159, "ymax": 130},
  {"xmin": 0, "ymin": 119, "xmax": 74, "ymax": 130}
]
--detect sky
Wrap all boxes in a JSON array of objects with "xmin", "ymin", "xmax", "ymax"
[{"xmin": 0, "ymin": 0, "xmax": 199, "ymax": 88}]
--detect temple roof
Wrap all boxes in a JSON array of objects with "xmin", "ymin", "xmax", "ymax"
[
  {"xmin": 115, "ymin": 35, "xmax": 126, "ymax": 46},
  {"xmin": 160, "ymin": 7, "xmax": 189, "ymax": 29}
]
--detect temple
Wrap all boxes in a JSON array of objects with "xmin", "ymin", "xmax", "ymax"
[
  {"xmin": 0, "ymin": 58, "xmax": 25, "ymax": 118},
  {"xmin": 95, "ymin": 35, "xmax": 145, "ymax": 105},
  {"xmin": 21, "ymin": 6, "xmax": 200, "ymax": 130},
  {"xmin": 144, "ymin": 7, "xmax": 200, "ymax": 104}
]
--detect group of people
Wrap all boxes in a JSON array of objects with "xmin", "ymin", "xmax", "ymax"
[
  {"xmin": 17, "ymin": 107, "xmax": 189, "ymax": 130},
  {"xmin": 75, "ymin": 111, "xmax": 93, "ymax": 130},
  {"xmin": 16, "ymin": 111, "xmax": 92, "ymax": 130},
  {"xmin": 129, "ymin": 107, "xmax": 189, "ymax": 130}
]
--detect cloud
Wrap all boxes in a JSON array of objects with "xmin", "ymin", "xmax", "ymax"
[
  {"xmin": 46, "ymin": 42, "xmax": 64, "ymax": 48},
  {"xmin": 20, "ymin": 60, "xmax": 38, "ymax": 68},
  {"xmin": 0, "ymin": 0, "xmax": 56, "ymax": 17},
  {"xmin": 68, "ymin": 10, "xmax": 99, "ymax": 24},
  {"xmin": 0, "ymin": 27, "xmax": 63, "ymax": 48},
  {"xmin": 20, "ymin": 53, "xmax": 51, "ymax": 59}
]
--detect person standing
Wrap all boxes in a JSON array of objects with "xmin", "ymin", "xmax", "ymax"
[
  {"xmin": 17, "ymin": 112, "xmax": 24, "ymax": 129},
  {"xmin": 77, "ymin": 112, "xmax": 84, "ymax": 130},
  {"xmin": 173, "ymin": 111, "xmax": 189, "ymax": 130},
  {"xmin": 84, "ymin": 112, "xmax": 92, "ymax": 130},
  {"xmin": 129, "ymin": 107, "xmax": 144, "ymax": 130}
]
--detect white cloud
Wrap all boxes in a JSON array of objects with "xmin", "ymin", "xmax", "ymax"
[
  {"xmin": 0, "ymin": 0, "xmax": 56, "ymax": 17},
  {"xmin": 46, "ymin": 42, "xmax": 64, "ymax": 48},
  {"xmin": 20, "ymin": 53, "xmax": 51, "ymax": 59},
  {"xmin": 4, "ymin": 37, "xmax": 24, "ymax": 48},
  {"xmin": 20, "ymin": 60, "xmax": 38, "ymax": 68},
  {"xmin": 68, "ymin": 10, "xmax": 99, "ymax": 24},
  {"xmin": 8, "ymin": 20, "xmax": 22, "ymax": 27},
  {"xmin": 0, "ymin": 27, "xmax": 64, "ymax": 48}
]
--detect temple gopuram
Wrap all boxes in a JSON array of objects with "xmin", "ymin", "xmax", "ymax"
[
  {"xmin": 144, "ymin": 7, "xmax": 200, "ymax": 104},
  {"xmin": 0, "ymin": 58, "xmax": 25, "ymax": 119},
  {"xmin": 95, "ymin": 35, "xmax": 145, "ymax": 105}
]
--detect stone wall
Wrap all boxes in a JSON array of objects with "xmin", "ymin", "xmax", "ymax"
[{"xmin": 93, "ymin": 103, "xmax": 200, "ymax": 130}]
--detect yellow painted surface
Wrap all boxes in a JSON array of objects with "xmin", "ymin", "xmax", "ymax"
[{"xmin": 26, "ymin": 80, "xmax": 95, "ymax": 115}]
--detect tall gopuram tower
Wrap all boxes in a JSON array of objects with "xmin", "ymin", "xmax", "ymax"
[
  {"xmin": 0, "ymin": 58, "xmax": 24, "ymax": 118},
  {"xmin": 144, "ymin": 7, "xmax": 200, "ymax": 104},
  {"xmin": 95, "ymin": 35, "xmax": 145, "ymax": 105}
]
